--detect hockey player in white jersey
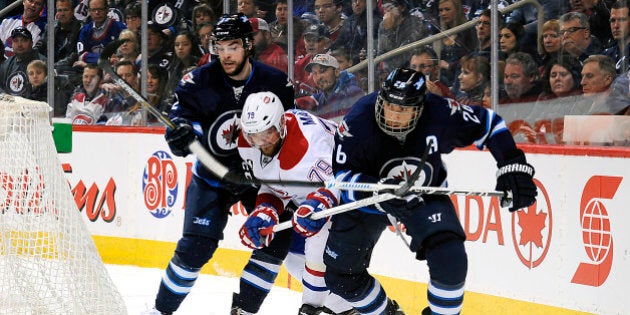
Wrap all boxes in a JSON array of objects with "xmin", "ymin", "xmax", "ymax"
[{"xmin": 234, "ymin": 91, "xmax": 356, "ymax": 315}]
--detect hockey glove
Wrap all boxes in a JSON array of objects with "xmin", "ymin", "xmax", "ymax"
[
  {"xmin": 164, "ymin": 118, "xmax": 196, "ymax": 157},
  {"xmin": 375, "ymin": 178, "xmax": 423, "ymax": 220},
  {"xmin": 292, "ymin": 188, "xmax": 337, "ymax": 237},
  {"xmin": 239, "ymin": 204, "xmax": 280, "ymax": 249},
  {"xmin": 495, "ymin": 150, "xmax": 537, "ymax": 212}
]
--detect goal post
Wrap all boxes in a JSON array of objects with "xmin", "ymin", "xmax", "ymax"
[{"xmin": 0, "ymin": 96, "xmax": 126, "ymax": 314}]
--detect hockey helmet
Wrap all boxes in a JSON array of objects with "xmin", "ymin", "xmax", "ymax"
[
  {"xmin": 212, "ymin": 13, "xmax": 254, "ymax": 42},
  {"xmin": 375, "ymin": 68, "xmax": 426, "ymax": 141},
  {"xmin": 241, "ymin": 91, "xmax": 286, "ymax": 150}
]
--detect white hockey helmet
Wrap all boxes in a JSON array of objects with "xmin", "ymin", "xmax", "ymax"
[{"xmin": 241, "ymin": 91, "xmax": 286, "ymax": 148}]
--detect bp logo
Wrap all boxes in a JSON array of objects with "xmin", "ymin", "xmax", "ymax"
[
  {"xmin": 7, "ymin": 71, "xmax": 27, "ymax": 95},
  {"xmin": 511, "ymin": 179, "xmax": 553, "ymax": 269},
  {"xmin": 207, "ymin": 109, "xmax": 241, "ymax": 157},
  {"xmin": 142, "ymin": 150, "xmax": 178, "ymax": 219}
]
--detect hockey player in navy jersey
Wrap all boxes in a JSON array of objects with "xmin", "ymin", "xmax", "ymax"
[
  {"xmin": 144, "ymin": 13, "xmax": 294, "ymax": 315},
  {"xmin": 234, "ymin": 91, "xmax": 356, "ymax": 315},
  {"xmin": 301, "ymin": 68, "xmax": 537, "ymax": 315}
]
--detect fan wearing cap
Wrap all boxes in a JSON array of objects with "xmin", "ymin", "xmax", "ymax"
[
  {"xmin": 136, "ymin": 21, "xmax": 174, "ymax": 70},
  {"xmin": 294, "ymin": 23, "xmax": 332, "ymax": 91},
  {"xmin": 0, "ymin": 27, "xmax": 46, "ymax": 97},
  {"xmin": 0, "ymin": 0, "xmax": 46, "ymax": 59},
  {"xmin": 249, "ymin": 17, "xmax": 288, "ymax": 73},
  {"xmin": 296, "ymin": 53, "xmax": 364, "ymax": 119},
  {"xmin": 74, "ymin": 0, "xmax": 126, "ymax": 67},
  {"xmin": 144, "ymin": 13, "xmax": 295, "ymax": 315}
]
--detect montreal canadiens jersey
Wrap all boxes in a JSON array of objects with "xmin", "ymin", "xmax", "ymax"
[
  {"xmin": 333, "ymin": 92, "xmax": 519, "ymax": 207},
  {"xmin": 238, "ymin": 109, "xmax": 337, "ymax": 209},
  {"xmin": 170, "ymin": 59, "xmax": 295, "ymax": 185}
]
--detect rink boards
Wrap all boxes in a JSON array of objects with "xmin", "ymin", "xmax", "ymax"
[{"xmin": 57, "ymin": 126, "xmax": 630, "ymax": 315}]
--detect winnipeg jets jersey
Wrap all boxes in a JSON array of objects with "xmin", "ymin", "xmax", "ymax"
[
  {"xmin": 170, "ymin": 59, "xmax": 295, "ymax": 185},
  {"xmin": 334, "ymin": 92, "xmax": 519, "ymax": 210},
  {"xmin": 238, "ymin": 109, "xmax": 337, "ymax": 209}
]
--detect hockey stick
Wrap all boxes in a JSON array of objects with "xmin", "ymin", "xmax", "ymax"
[
  {"xmin": 260, "ymin": 192, "xmax": 398, "ymax": 234},
  {"xmin": 99, "ymin": 40, "xmax": 240, "ymax": 182}
]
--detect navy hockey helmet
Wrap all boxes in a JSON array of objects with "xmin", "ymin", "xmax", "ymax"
[
  {"xmin": 375, "ymin": 68, "xmax": 426, "ymax": 141},
  {"xmin": 212, "ymin": 13, "xmax": 254, "ymax": 55}
]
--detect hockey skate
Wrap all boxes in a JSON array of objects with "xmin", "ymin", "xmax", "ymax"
[
  {"xmin": 421, "ymin": 306, "xmax": 431, "ymax": 315},
  {"xmin": 385, "ymin": 299, "xmax": 405, "ymax": 315},
  {"xmin": 231, "ymin": 306, "xmax": 255, "ymax": 315},
  {"xmin": 299, "ymin": 303, "xmax": 324, "ymax": 315}
]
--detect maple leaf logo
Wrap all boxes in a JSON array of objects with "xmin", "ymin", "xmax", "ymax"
[
  {"xmin": 517, "ymin": 204, "xmax": 547, "ymax": 248},
  {"xmin": 221, "ymin": 118, "xmax": 240, "ymax": 146}
]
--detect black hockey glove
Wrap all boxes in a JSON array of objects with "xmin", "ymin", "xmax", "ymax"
[
  {"xmin": 375, "ymin": 178, "xmax": 423, "ymax": 220},
  {"xmin": 495, "ymin": 150, "xmax": 537, "ymax": 212},
  {"xmin": 164, "ymin": 118, "xmax": 196, "ymax": 157}
]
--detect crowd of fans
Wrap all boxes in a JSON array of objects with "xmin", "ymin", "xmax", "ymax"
[{"xmin": 0, "ymin": 0, "xmax": 627, "ymax": 144}]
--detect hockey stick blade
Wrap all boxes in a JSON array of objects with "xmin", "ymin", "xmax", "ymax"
[
  {"xmin": 99, "ymin": 40, "xmax": 230, "ymax": 179},
  {"xmin": 260, "ymin": 193, "xmax": 398, "ymax": 234}
]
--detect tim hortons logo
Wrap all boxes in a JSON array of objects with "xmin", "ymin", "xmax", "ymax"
[
  {"xmin": 571, "ymin": 175, "xmax": 622, "ymax": 287},
  {"xmin": 62, "ymin": 163, "xmax": 117, "ymax": 222},
  {"xmin": 142, "ymin": 151, "xmax": 179, "ymax": 219}
]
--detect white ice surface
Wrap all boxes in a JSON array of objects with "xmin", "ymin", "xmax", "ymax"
[{"xmin": 107, "ymin": 264, "xmax": 302, "ymax": 315}]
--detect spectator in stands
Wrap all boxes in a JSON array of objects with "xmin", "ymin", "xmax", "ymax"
[
  {"xmin": 293, "ymin": 0, "xmax": 314, "ymax": 17},
  {"xmin": 436, "ymin": 0, "xmax": 477, "ymax": 87},
  {"xmin": 123, "ymin": 2, "xmax": 141, "ymax": 35},
  {"xmin": 105, "ymin": 60, "xmax": 143, "ymax": 125},
  {"xmin": 409, "ymin": 46, "xmax": 455, "ymax": 98},
  {"xmin": 24, "ymin": 60, "xmax": 47, "ymax": 101},
  {"xmin": 331, "ymin": 47, "xmax": 354, "ymax": 70},
  {"xmin": 66, "ymin": 64, "xmax": 114, "ymax": 125},
  {"xmin": 165, "ymin": 31, "xmax": 201, "ymax": 99},
  {"xmin": 140, "ymin": 21, "xmax": 173, "ymax": 70},
  {"xmin": 296, "ymin": 53, "xmax": 364, "ymax": 118},
  {"xmin": 500, "ymin": 22, "xmax": 526, "ymax": 59},
  {"xmin": 377, "ymin": 0, "xmax": 429, "ymax": 69},
  {"xmin": 74, "ymin": 0, "xmax": 127, "ymax": 67},
  {"xmin": 578, "ymin": 54, "xmax": 618, "ymax": 113},
  {"xmin": 146, "ymin": 64, "xmax": 171, "ymax": 116},
  {"xmin": 605, "ymin": 68, "xmax": 630, "ymax": 114},
  {"xmin": 0, "ymin": 0, "xmax": 46, "ymax": 59},
  {"xmin": 474, "ymin": 9, "xmax": 493, "ymax": 59},
  {"xmin": 33, "ymin": 0, "xmax": 82, "ymax": 72},
  {"xmin": 456, "ymin": 54, "xmax": 490, "ymax": 107},
  {"xmin": 500, "ymin": 52, "xmax": 542, "ymax": 104},
  {"xmin": 269, "ymin": 0, "xmax": 304, "ymax": 51},
  {"xmin": 506, "ymin": 0, "xmax": 564, "ymax": 50},
  {"xmin": 0, "ymin": 27, "xmax": 46, "ymax": 97},
  {"xmin": 249, "ymin": 17, "xmax": 288, "ymax": 73},
  {"xmin": 115, "ymin": 30, "xmax": 139, "ymax": 64},
  {"xmin": 314, "ymin": 0, "xmax": 345, "ymax": 44},
  {"xmin": 568, "ymin": 0, "xmax": 613, "ymax": 46},
  {"xmin": 294, "ymin": 24, "xmax": 332, "ymax": 90},
  {"xmin": 196, "ymin": 22, "xmax": 213, "ymax": 56},
  {"xmin": 540, "ymin": 19, "xmax": 562, "ymax": 69},
  {"xmin": 237, "ymin": 0, "xmax": 259, "ymax": 18},
  {"xmin": 559, "ymin": 12, "xmax": 603, "ymax": 62},
  {"xmin": 606, "ymin": 0, "xmax": 630, "ymax": 73},
  {"xmin": 332, "ymin": 0, "xmax": 381, "ymax": 65},
  {"xmin": 192, "ymin": 3, "xmax": 215, "ymax": 33},
  {"xmin": 538, "ymin": 54, "xmax": 583, "ymax": 100}
]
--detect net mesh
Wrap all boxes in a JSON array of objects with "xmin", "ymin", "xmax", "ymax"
[{"xmin": 0, "ymin": 96, "xmax": 126, "ymax": 314}]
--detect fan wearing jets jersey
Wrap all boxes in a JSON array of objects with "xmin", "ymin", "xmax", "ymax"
[
  {"xmin": 143, "ymin": 13, "xmax": 294, "ymax": 315},
  {"xmin": 299, "ymin": 68, "xmax": 537, "ymax": 315},
  {"xmin": 234, "ymin": 91, "xmax": 357, "ymax": 315}
]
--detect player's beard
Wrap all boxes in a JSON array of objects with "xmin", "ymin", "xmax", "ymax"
[{"xmin": 223, "ymin": 56, "xmax": 248, "ymax": 77}]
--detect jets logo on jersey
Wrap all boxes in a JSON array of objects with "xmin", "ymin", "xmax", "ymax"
[
  {"xmin": 6, "ymin": 71, "xmax": 27, "ymax": 95},
  {"xmin": 381, "ymin": 158, "xmax": 434, "ymax": 187},
  {"xmin": 207, "ymin": 110, "xmax": 242, "ymax": 156},
  {"xmin": 180, "ymin": 71, "xmax": 195, "ymax": 86},
  {"xmin": 337, "ymin": 120, "xmax": 353, "ymax": 139}
]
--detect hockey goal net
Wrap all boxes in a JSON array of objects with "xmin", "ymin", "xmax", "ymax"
[{"xmin": 0, "ymin": 96, "xmax": 126, "ymax": 314}]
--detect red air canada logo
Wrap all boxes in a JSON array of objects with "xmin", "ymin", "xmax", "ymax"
[
  {"xmin": 512, "ymin": 179, "xmax": 553, "ymax": 269},
  {"xmin": 571, "ymin": 175, "xmax": 622, "ymax": 287}
]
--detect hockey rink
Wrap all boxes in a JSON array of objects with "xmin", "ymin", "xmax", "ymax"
[{"xmin": 107, "ymin": 264, "xmax": 302, "ymax": 314}]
